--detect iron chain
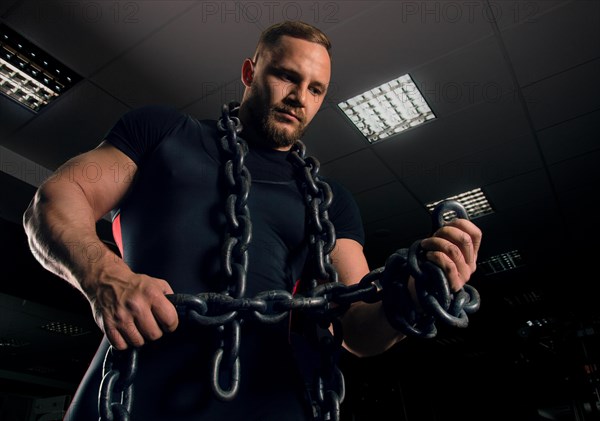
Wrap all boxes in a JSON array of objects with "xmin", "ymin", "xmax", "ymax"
[
  {"xmin": 98, "ymin": 347, "xmax": 138, "ymax": 421},
  {"xmin": 98, "ymin": 103, "xmax": 481, "ymax": 421}
]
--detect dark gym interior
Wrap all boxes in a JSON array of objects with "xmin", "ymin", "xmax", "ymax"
[{"xmin": 1, "ymin": 1, "xmax": 599, "ymax": 420}]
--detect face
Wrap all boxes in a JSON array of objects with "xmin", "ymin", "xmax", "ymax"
[{"xmin": 240, "ymin": 35, "xmax": 331, "ymax": 150}]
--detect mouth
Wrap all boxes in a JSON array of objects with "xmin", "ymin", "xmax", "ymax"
[{"xmin": 275, "ymin": 108, "xmax": 301, "ymax": 123}]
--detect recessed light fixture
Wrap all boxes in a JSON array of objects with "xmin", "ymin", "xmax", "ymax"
[
  {"xmin": 338, "ymin": 74, "xmax": 435, "ymax": 143},
  {"xmin": 478, "ymin": 250, "xmax": 524, "ymax": 275},
  {"xmin": 40, "ymin": 321, "xmax": 90, "ymax": 336},
  {"xmin": 426, "ymin": 188, "xmax": 493, "ymax": 220},
  {"xmin": 0, "ymin": 24, "xmax": 80, "ymax": 112},
  {"xmin": 0, "ymin": 337, "xmax": 29, "ymax": 348}
]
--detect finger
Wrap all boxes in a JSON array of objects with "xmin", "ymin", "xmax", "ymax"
[
  {"xmin": 152, "ymin": 296, "xmax": 179, "ymax": 333},
  {"xmin": 157, "ymin": 279, "xmax": 178, "ymax": 332},
  {"xmin": 425, "ymin": 250, "xmax": 465, "ymax": 291},
  {"xmin": 118, "ymin": 319, "xmax": 146, "ymax": 348},
  {"xmin": 445, "ymin": 219, "xmax": 482, "ymax": 256},
  {"xmin": 431, "ymin": 225, "xmax": 477, "ymax": 270},
  {"xmin": 111, "ymin": 302, "xmax": 146, "ymax": 348},
  {"xmin": 93, "ymin": 308, "xmax": 129, "ymax": 350},
  {"xmin": 104, "ymin": 321, "xmax": 130, "ymax": 351},
  {"xmin": 123, "ymin": 296, "xmax": 164, "ymax": 343},
  {"xmin": 147, "ymin": 279, "xmax": 178, "ymax": 333},
  {"xmin": 421, "ymin": 236, "xmax": 472, "ymax": 283}
]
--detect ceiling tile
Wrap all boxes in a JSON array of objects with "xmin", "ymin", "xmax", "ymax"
[
  {"xmin": 524, "ymin": 58, "xmax": 600, "ymax": 130},
  {"xmin": 4, "ymin": 80, "xmax": 130, "ymax": 169},
  {"xmin": 372, "ymin": 95, "xmax": 532, "ymax": 177},
  {"xmin": 180, "ymin": 78, "xmax": 243, "ymax": 120},
  {"xmin": 243, "ymin": 1, "xmax": 380, "ymax": 32},
  {"xmin": 475, "ymin": 196, "xmax": 561, "ymax": 261},
  {"xmin": 363, "ymin": 207, "xmax": 433, "ymax": 265},
  {"xmin": 538, "ymin": 109, "xmax": 600, "ymax": 165},
  {"xmin": 0, "ymin": 145, "xmax": 52, "ymax": 189},
  {"xmin": 500, "ymin": 0, "xmax": 600, "ymax": 87},
  {"xmin": 0, "ymin": 0, "xmax": 19, "ymax": 16},
  {"xmin": 89, "ymin": 6, "xmax": 260, "ymax": 109},
  {"xmin": 410, "ymin": 35, "xmax": 515, "ymax": 117},
  {"xmin": 558, "ymin": 183, "xmax": 600, "ymax": 244},
  {"xmin": 353, "ymin": 181, "xmax": 420, "ymax": 224},
  {"xmin": 399, "ymin": 133, "xmax": 544, "ymax": 203},
  {"xmin": 325, "ymin": 0, "xmax": 494, "ymax": 102},
  {"xmin": 0, "ymin": 95, "xmax": 35, "ymax": 139},
  {"xmin": 4, "ymin": 0, "xmax": 197, "ymax": 76},
  {"xmin": 493, "ymin": 0, "xmax": 574, "ymax": 29},
  {"xmin": 479, "ymin": 171, "xmax": 562, "ymax": 254},
  {"xmin": 302, "ymin": 106, "xmax": 367, "ymax": 164},
  {"xmin": 320, "ymin": 148, "xmax": 396, "ymax": 194},
  {"xmin": 548, "ymin": 148, "xmax": 600, "ymax": 194},
  {"xmin": 483, "ymin": 169, "xmax": 554, "ymax": 212}
]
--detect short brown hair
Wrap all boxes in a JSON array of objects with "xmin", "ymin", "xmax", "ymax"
[{"xmin": 253, "ymin": 20, "xmax": 332, "ymax": 61}]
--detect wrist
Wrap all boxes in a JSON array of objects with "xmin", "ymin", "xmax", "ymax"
[{"xmin": 76, "ymin": 243, "xmax": 129, "ymax": 297}]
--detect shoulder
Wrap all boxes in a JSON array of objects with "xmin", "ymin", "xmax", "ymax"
[
  {"xmin": 117, "ymin": 104, "xmax": 189, "ymax": 127},
  {"xmin": 105, "ymin": 105, "xmax": 202, "ymax": 165},
  {"xmin": 125, "ymin": 103, "xmax": 183, "ymax": 117},
  {"xmin": 319, "ymin": 175, "xmax": 365, "ymax": 245},
  {"xmin": 322, "ymin": 176, "xmax": 354, "ymax": 204}
]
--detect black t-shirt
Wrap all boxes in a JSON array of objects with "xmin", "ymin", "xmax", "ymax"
[
  {"xmin": 109, "ymin": 104, "xmax": 363, "ymax": 296},
  {"xmin": 65, "ymin": 105, "xmax": 365, "ymax": 421}
]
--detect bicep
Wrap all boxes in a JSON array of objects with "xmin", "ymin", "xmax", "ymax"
[
  {"xmin": 330, "ymin": 238, "xmax": 370, "ymax": 286},
  {"xmin": 42, "ymin": 141, "xmax": 137, "ymax": 220}
]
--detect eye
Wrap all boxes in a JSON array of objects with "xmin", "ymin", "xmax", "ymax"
[
  {"xmin": 309, "ymin": 86, "xmax": 323, "ymax": 96},
  {"xmin": 277, "ymin": 70, "xmax": 292, "ymax": 82}
]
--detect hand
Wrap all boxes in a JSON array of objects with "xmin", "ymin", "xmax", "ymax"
[
  {"xmin": 87, "ymin": 270, "xmax": 179, "ymax": 350},
  {"xmin": 419, "ymin": 218, "xmax": 482, "ymax": 291}
]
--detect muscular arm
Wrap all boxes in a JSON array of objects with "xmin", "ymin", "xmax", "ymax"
[
  {"xmin": 332, "ymin": 239, "xmax": 404, "ymax": 357},
  {"xmin": 334, "ymin": 218, "xmax": 482, "ymax": 358},
  {"xmin": 23, "ymin": 141, "xmax": 178, "ymax": 350}
]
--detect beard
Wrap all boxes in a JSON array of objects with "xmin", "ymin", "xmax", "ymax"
[
  {"xmin": 262, "ymin": 107, "xmax": 306, "ymax": 148},
  {"xmin": 244, "ymin": 85, "xmax": 307, "ymax": 149}
]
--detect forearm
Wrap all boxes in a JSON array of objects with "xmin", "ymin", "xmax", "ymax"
[
  {"xmin": 23, "ymin": 180, "xmax": 128, "ymax": 298},
  {"xmin": 340, "ymin": 300, "xmax": 406, "ymax": 358}
]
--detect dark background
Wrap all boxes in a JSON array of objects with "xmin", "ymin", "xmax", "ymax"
[{"xmin": 1, "ymin": 1, "xmax": 599, "ymax": 420}]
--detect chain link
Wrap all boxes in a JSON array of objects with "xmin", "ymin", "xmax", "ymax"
[
  {"xmin": 98, "ymin": 102, "xmax": 481, "ymax": 421},
  {"xmin": 98, "ymin": 347, "xmax": 137, "ymax": 421}
]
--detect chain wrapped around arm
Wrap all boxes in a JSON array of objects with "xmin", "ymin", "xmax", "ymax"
[{"xmin": 97, "ymin": 103, "xmax": 481, "ymax": 421}]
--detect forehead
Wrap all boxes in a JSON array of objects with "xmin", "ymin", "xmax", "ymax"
[{"xmin": 261, "ymin": 35, "xmax": 331, "ymax": 82}]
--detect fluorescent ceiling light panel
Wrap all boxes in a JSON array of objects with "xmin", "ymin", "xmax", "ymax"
[
  {"xmin": 338, "ymin": 74, "xmax": 435, "ymax": 143},
  {"xmin": 426, "ymin": 188, "xmax": 493, "ymax": 220},
  {"xmin": 478, "ymin": 250, "xmax": 524, "ymax": 275},
  {"xmin": 40, "ymin": 321, "xmax": 90, "ymax": 336},
  {"xmin": 0, "ymin": 24, "xmax": 80, "ymax": 112}
]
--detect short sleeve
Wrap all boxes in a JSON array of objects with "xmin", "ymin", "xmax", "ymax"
[
  {"xmin": 104, "ymin": 105, "xmax": 187, "ymax": 165},
  {"xmin": 325, "ymin": 177, "xmax": 365, "ymax": 246}
]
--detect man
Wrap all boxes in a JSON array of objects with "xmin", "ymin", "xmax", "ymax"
[{"xmin": 23, "ymin": 21, "xmax": 482, "ymax": 420}]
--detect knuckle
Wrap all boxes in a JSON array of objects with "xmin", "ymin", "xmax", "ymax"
[
  {"xmin": 446, "ymin": 243, "xmax": 462, "ymax": 260},
  {"xmin": 147, "ymin": 329, "xmax": 163, "ymax": 341},
  {"xmin": 460, "ymin": 233, "xmax": 473, "ymax": 248},
  {"xmin": 124, "ymin": 298, "xmax": 144, "ymax": 314},
  {"xmin": 120, "ymin": 322, "xmax": 143, "ymax": 347},
  {"xmin": 106, "ymin": 330, "xmax": 126, "ymax": 350},
  {"xmin": 122, "ymin": 321, "xmax": 138, "ymax": 336},
  {"xmin": 130, "ymin": 336, "xmax": 144, "ymax": 348}
]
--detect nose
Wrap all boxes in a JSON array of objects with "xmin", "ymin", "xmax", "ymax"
[{"xmin": 285, "ymin": 83, "xmax": 307, "ymax": 108}]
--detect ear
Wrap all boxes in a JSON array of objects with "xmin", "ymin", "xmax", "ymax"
[{"xmin": 241, "ymin": 58, "xmax": 254, "ymax": 87}]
